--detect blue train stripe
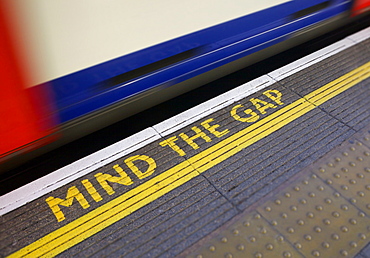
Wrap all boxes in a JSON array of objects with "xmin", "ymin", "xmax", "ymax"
[{"xmin": 39, "ymin": 0, "xmax": 350, "ymax": 123}]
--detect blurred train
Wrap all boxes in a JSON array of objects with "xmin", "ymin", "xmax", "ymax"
[{"xmin": 0, "ymin": 0, "xmax": 369, "ymax": 171}]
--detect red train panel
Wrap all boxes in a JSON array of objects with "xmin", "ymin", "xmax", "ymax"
[
  {"xmin": 352, "ymin": 0, "xmax": 370, "ymax": 15},
  {"xmin": 0, "ymin": 3, "xmax": 56, "ymax": 160}
]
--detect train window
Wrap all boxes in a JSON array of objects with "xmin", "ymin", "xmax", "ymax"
[
  {"xmin": 291, "ymin": 1, "xmax": 331, "ymax": 19},
  {"xmin": 97, "ymin": 47, "xmax": 203, "ymax": 90}
]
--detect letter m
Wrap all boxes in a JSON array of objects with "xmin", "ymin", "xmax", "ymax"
[{"xmin": 46, "ymin": 186, "xmax": 90, "ymax": 222}]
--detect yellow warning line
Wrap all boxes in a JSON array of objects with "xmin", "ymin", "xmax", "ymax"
[{"xmin": 9, "ymin": 62, "xmax": 370, "ymax": 258}]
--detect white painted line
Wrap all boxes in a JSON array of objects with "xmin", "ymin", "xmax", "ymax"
[
  {"xmin": 268, "ymin": 38, "xmax": 355, "ymax": 81},
  {"xmin": 0, "ymin": 128, "xmax": 161, "ymax": 216},
  {"xmin": 347, "ymin": 27, "xmax": 370, "ymax": 43},
  {"xmin": 153, "ymin": 75, "xmax": 275, "ymax": 136},
  {"xmin": 0, "ymin": 75, "xmax": 275, "ymax": 216}
]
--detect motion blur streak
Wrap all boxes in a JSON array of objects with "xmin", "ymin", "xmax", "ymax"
[{"xmin": 0, "ymin": 2, "xmax": 57, "ymax": 161}]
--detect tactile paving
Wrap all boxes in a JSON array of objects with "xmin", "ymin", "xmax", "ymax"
[
  {"xmin": 259, "ymin": 173, "xmax": 370, "ymax": 258},
  {"xmin": 187, "ymin": 139, "xmax": 370, "ymax": 258},
  {"xmin": 315, "ymin": 141, "xmax": 370, "ymax": 217},
  {"xmin": 188, "ymin": 211, "xmax": 302, "ymax": 258}
]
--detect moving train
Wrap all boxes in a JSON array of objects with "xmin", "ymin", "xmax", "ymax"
[{"xmin": 1, "ymin": 0, "xmax": 369, "ymax": 171}]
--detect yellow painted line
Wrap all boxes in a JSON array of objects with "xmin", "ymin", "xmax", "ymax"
[
  {"xmin": 9, "ymin": 61, "xmax": 370, "ymax": 258},
  {"xmin": 192, "ymin": 62, "xmax": 370, "ymax": 173}
]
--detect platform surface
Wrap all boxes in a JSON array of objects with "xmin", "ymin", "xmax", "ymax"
[{"xmin": 1, "ymin": 27, "xmax": 370, "ymax": 258}]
